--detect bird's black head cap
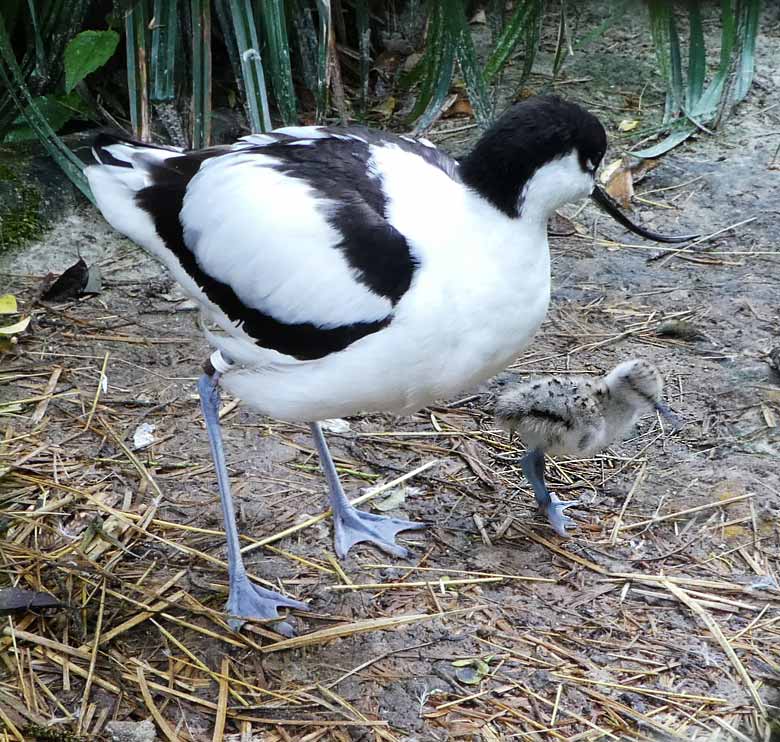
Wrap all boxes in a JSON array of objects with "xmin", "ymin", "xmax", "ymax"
[{"xmin": 460, "ymin": 95, "xmax": 606, "ymax": 218}]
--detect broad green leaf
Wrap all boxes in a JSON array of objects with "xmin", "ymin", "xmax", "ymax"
[
  {"xmin": 517, "ymin": 0, "xmax": 542, "ymax": 88},
  {"xmin": 690, "ymin": 0, "xmax": 738, "ymax": 119},
  {"xmin": 0, "ymin": 14, "xmax": 94, "ymax": 202},
  {"xmin": 354, "ymin": 0, "xmax": 371, "ymax": 111},
  {"xmin": 449, "ymin": 0, "xmax": 491, "ymax": 126},
  {"xmin": 228, "ymin": 0, "xmax": 272, "ymax": 132},
  {"xmin": 190, "ymin": 0, "xmax": 212, "ymax": 147},
  {"xmin": 632, "ymin": 125, "xmax": 694, "ymax": 158},
  {"xmin": 0, "ymin": 295, "xmax": 18, "ymax": 314},
  {"xmin": 150, "ymin": 0, "xmax": 178, "ymax": 103},
  {"xmin": 668, "ymin": 11, "xmax": 684, "ymax": 115},
  {"xmin": 552, "ymin": 2, "xmax": 568, "ymax": 80},
  {"xmin": 646, "ymin": 0, "xmax": 680, "ymax": 119},
  {"xmin": 406, "ymin": 1, "xmax": 450, "ymax": 127},
  {"xmin": 719, "ymin": 0, "xmax": 737, "ymax": 71},
  {"xmin": 314, "ymin": 0, "xmax": 331, "ymax": 123},
  {"xmin": 64, "ymin": 30, "xmax": 120, "ymax": 92},
  {"xmin": 483, "ymin": 0, "xmax": 541, "ymax": 83},
  {"xmin": 26, "ymin": 0, "xmax": 46, "ymax": 79},
  {"xmin": 733, "ymin": 0, "xmax": 762, "ymax": 103},
  {"xmin": 687, "ymin": 2, "xmax": 705, "ymax": 106},
  {"xmin": 124, "ymin": 1, "xmax": 150, "ymax": 140},
  {"xmin": 4, "ymin": 92, "xmax": 88, "ymax": 143}
]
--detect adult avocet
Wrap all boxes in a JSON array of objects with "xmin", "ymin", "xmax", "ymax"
[{"xmin": 86, "ymin": 95, "xmax": 694, "ymax": 631}]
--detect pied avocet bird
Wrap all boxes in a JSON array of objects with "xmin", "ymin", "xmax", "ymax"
[
  {"xmin": 495, "ymin": 358, "xmax": 681, "ymax": 537},
  {"xmin": 86, "ymin": 95, "xmax": 695, "ymax": 630}
]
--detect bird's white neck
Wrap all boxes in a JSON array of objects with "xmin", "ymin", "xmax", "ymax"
[{"xmin": 517, "ymin": 152, "xmax": 593, "ymax": 226}]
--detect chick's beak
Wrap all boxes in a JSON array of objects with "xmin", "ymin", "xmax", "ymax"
[{"xmin": 591, "ymin": 185, "xmax": 699, "ymax": 244}]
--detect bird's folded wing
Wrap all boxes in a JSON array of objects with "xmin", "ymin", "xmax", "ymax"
[{"xmin": 135, "ymin": 130, "xmax": 455, "ymax": 360}]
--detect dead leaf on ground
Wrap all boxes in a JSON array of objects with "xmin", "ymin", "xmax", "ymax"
[
  {"xmin": 656, "ymin": 319, "xmax": 706, "ymax": 342},
  {"xmin": 0, "ymin": 587, "xmax": 61, "ymax": 616},
  {"xmin": 456, "ymin": 439, "xmax": 496, "ymax": 487},
  {"xmin": 453, "ymin": 657, "xmax": 491, "ymax": 685},
  {"xmin": 603, "ymin": 158, "xmax": 635, "ymax": 209},
  {"xmin": 0, "ymin": 299, "xmax": 30, "ymax": 352},
  {"xmin": 444, "ymin": 95, "xmax": 474, "ymax": 118},
  {"xmin": 600, "ymin": 157, "xmax": 663, "ymax": 210},
  {"xmin": 371, "ymin": 96, "xmax": 396, "ymax": 119},
  {"xmin": 630, "ymin": 158, "xmax": 661, "ymax": 184},
  {"xmin": 374, "ymin": 485, "xmax": 422, "ymax": 512},
  {"xmin": 549, "ymin": 212, "xmax": 577, "ymax": 236},
  {"xmin": 321, "ymin": 418, "xmax": 350, "ymax": 433},
  {"xmin": 0, "ymin": 316, "xmax": 30, "ymax": 336},
  {"xmin": 40, "ymin": 258, "xmax": 102, "ymax": 302}
]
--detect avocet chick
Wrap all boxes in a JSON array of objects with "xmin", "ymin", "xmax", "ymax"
[{"xmin": 495, "ymin": 359, "xmax": 680, "ymax": 537}]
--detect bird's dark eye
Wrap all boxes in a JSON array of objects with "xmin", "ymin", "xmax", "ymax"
[{"xmin": 580, "ymin": 150, "xmax": 602, "ymax": 174}]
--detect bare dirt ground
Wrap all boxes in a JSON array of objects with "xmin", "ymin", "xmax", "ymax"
[{"xmin": 2, "ymin": 5, "xmax": 780, "ymax": 742}]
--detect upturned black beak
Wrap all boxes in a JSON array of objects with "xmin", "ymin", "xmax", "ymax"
[
  {"xmin": 591, "ymin": 185, "xmax": 698, "ymax": 244},
  {"xmin": 655, "ymin": 401, "xmax": 683, "ymax": 430}
]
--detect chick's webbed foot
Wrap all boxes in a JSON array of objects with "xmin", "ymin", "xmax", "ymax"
[
  {"xmin": 521, "ymin": 448, "xmax": 579, "ymax": 537},
  {"xmin": 544, "ymin": 492, "xmax": 579, "ymax": 538}
]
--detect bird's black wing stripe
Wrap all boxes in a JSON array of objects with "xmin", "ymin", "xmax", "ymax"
[
  {"xmin": 526, "ymin": 408, "xmax": 573, "ymax": 429},
  {"xmin": 135, "ymin": 179, "xmax": 390, "ymax": 362},
  {"xmin": 255, "ymin": 138, "xmax": 418, "ymax": 304},
  {"xmin": 330, "ymin": 201, "xmax": 416, "ymax": 305}
]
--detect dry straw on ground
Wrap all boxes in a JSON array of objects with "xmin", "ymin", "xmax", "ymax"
[{"xmin": 1, "ymin": 256, "xmax": 778, "ymax": 741}]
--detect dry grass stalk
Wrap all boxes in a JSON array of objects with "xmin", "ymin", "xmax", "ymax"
[
  {"xmin": 262, "ymin": 613, "xmax": 439, "ymax": 654},
  {"xmin": 136, "ymin": 666, "xmax": 183, "ymax": 742},
  {"xmin": 325, "ymin": 576, "xmax": 503, "ymax": 591},
  {"xmin": 212, "ymin": 657, "xmax": 230, "ymax": 742},
  {"xmin": 364, "ymin": 563, "xmax": 555, "ymax": 583},
  {"xmin": 619, "ymin": 491, "xmax": 757, "ymax": 531},
  {"xmin": 661, "ymin": 579, "xmax": 766, "ymax": 716}
]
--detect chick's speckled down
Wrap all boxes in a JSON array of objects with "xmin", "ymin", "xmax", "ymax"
[{"xmin": 495, "ymin": 359, "xmax": 664, "ymax": 457}]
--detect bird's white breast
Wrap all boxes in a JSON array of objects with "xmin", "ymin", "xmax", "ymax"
[{"xmin": 223, "ymin": 145, "xmax": 552, "ymax": 420}]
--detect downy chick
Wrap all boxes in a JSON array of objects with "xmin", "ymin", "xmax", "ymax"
[{"xmin": 495, "ymin": 359, "xmax": 680, "ymax": 536}]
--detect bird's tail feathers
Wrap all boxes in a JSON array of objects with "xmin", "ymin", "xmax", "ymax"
[
  {"xmin": 91, "ymin": 131, "xmax": 183, "ymax": 172},
  {"xmin": 88, "ymin": 132, "xmax": 185, "ymax": 200}
]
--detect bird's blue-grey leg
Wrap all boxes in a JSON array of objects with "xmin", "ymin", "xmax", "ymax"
[
  {"xmin": 198, "ymin": 372, "xmax": 307, "ymax": 635},
  {"xmin": 309, "ymin": 421, "xmax": 425, "ymax": 559},
  {"xmin": 520, "ymin": 448, "xmax": 578, "ymax": 537}
]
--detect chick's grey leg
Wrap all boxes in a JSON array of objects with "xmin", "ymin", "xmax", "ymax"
[
  {"xmin": 198, "ymin": 372, "xmax": 307, "ymax": 635},
  {"xmin": 520, "ymin": 448, "xmax": 578, "ymax": 537},
  {"xmin": 309, "ymin": 422, "xmax": 425, "ymax": 559}
]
